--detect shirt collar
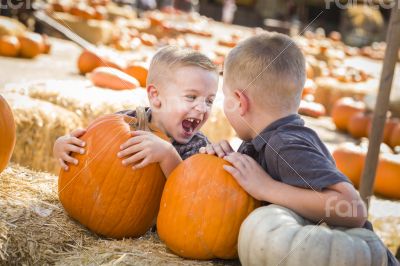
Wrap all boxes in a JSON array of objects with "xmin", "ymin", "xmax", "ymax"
[{"xmin": 251, "ymin": 114, "xmax": 303, "ymax": 151}]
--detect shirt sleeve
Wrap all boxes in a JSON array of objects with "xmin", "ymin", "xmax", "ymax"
[{"xmin": 266, "ymin": 138, "xmax": 351, "ymax": 191}]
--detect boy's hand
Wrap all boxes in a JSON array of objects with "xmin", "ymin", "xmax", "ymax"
[
  {"xmin": 199, "ymin": 140, "xmax": 234, "ymax": 157},
  {"xmin": 53, "ymin": 128, "xmax": 86, "ymax": 171},
  {"xmin": 118, "ymin": 130, "xmax": 174, "ymax": 169},
  {"xmin": 223, "ymin": 152, "xmax": 273, "ymax": 201}
]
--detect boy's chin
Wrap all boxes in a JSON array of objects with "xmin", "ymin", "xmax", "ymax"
[{"xmin": 173, "ymin": 132, "xmax": 195, "ymax": 144}]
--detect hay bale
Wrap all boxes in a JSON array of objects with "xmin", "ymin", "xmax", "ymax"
[
  {"xmin": 3, "ymin": 93, "xmax": 82, "ymax": 174},
  {"xmin": 5, "ymin": 80, "xmax": 235, "ymax": 142},
  {"xmin": 0, "ymin": 164, "xmax": 239, "ymax": 265},
  {"xmin": 314, "ymin": 77, "xmax": 378, "ymax": 114}
]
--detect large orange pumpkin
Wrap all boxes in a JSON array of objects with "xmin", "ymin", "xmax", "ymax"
[
  {"xmin": 157, "ymin": 154, "xmax": 260, "ymax": 260},
  {"xmin": 124, "ymin": 63, "xmax": 148, "ymax": 87},
  {"xmin": 389, "ymin": 123, "xmax": 400, "ymax": 148},
  {"xmin": 348, "ymin": 111, "xmax": 371, "ymax": 139},
  {"xmin": 0, "ymin": 95, "xmax": 16, "ymax": 173},
  {"xmin": 18, "ymin": 32, "xmax": 43, "ymax": 58},
  {"xmin": 59, "ymin": 108, "xmax": 168, "ymax": 238},
  {"xmin": 77, "ymin": 49, "xmax": 122, "ymax": 74},
  {"xmin": 331, "ymin": 97, "xmax": 366, "ymax": 132},
  {"xmin": 367, "ymin": 117, "xmax": 400, "ymax": 145},
  {"xmin": 0, "ymin": 35, "xmax": 20, "ymax": 57},
  {"xmin": 374, "ymin": 154, "xmax": 400, "ymax": 199}
]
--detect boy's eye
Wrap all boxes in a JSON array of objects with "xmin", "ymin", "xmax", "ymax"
[
  {"xmin": 185, "ymin": 95, "xmax": 196, "ymax": 101},
  {"xmin": 206, "ymin": 98, "xmax": 214, "ymax": 106}
]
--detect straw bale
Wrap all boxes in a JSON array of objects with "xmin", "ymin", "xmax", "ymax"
[
  {"xmin": 314, "ymin": 77, "xmax": 378, "ymax": 114},
  {"xmin": 5, "ymin": 80, "xmax": 235, "ymax": 142},
  {"xmin": 0, "ymin": 164, "xmax": 239, "ymax": 265},
  {"xmin": 3, "ymin": 93, "xmax": 82, "ymax": 174}
]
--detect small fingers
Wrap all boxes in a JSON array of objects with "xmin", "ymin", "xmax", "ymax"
[
  {"xmin": 66, "ymin": 144, "xmax": 85, "ymax": 155},
  {"xmin": 220, "ymin": 140, "xmax": 234, "ymax": 154},
  {"xmin": 70, "ymin": 128, "xmax": 86, "ymax": 138},
  {"xmin": 59, "ymin": 158, "xmax": 69, "ymax": 171},
  {"xmin": 69, "ymin": 137, "xmax": 86, "ymax": 147},
  {"xmin": 120, "ymin": 136, "xmax": 145, "ymax": 150},
  {"xmin": 213, "ymin": 144, "xmax": 227, "ymax": 158},
  {"xmin": 223, "ymin": 165, "xmax": 242, "ymax": 180},
  {"xmin": 205, "ymin": 144, "xmax": 216, "ymax": 155},
  {"xmin": 122, "ymin": 151, "xmax": 146, "ymax": 166},
  {"xmin": 133, "ymin": 158, "xmax": 150, "ymax": 170},
  {"xmin": 118, "ymin": 143, "xmax": 144, "ymax": 158},
  {"xmin": 61, "ymin": 153, "xmax": 78, "ymax": 165},
  {"xmin": 199, "ymin": 147, "xmax": 206, "ymax": 154}
]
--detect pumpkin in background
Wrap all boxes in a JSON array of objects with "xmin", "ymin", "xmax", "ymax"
[
  {"xmin": 332, "ymin": 142, "xmax": 366, "ymax": 186},
  {"xmin": 88, "ymin": 66, "xmax": 140, "ymax": 90},
  {"xmin": 298, "ymin": 100, "xmax": 326, "ymax": 118},
  {"xmin": 367, "ymin": 117, "xmax": 400, "ymax": 145},
  {"xmin": 389, "ymin": 123, "xmax": 400, "ymax": 148},
  {"xmin": 0, "ymin": 95, "xmax": 16, "ymax": 174},
  {"xmin": 375, "ymin": 153, "xmax": 400, "ymax": 199},
  {"xmin": 59, "ymin": 109, "xmax": 168, "ymax": 238},
  {"xmin": 348, "ymin": 112, "xmax": 371, "ymax": 139},
  {"xmin": 124, "ymin": 63, "xmax": 148, "ymax": 87},
  {"xmin": 77, "ymin": 49, "xmax": 122, "ymax": 74},
  {"xmin": 0, "ymin": 35, "xmax": 20, "ymax": 57},
  {"xmin": 331, "ymin": 97, "xmax": 366, "ymax": 132},
  {"xmin": 157, "ymin": 154, "xmax": 260, "ymax": 260},
  {"xmin": 18, "ymin": 32, "xmax": 43, "ymax": 58},
  {"xmin": 238, "ymin": 205, "xmax": 388, "ymax": 266}
]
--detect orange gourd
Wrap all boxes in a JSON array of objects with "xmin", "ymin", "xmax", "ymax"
[
  {"xmin": 348, "ymin": 112, "xmax": 371, "ymax": 139},
  {"xmin": 331, "ymin": 97, "xmax": 366, "ymax": 132},
  {"xmin": 77, "ymin": 49, "xmax": 121, "ymax": 74},
  {"xmin": 59, "ymin": 109, "xmax": 168, "ymax": 238},
  {"xmin": 124, "ymin": 63, "xmax": 148, "ymax": 87},
  {"xmin": 0, "ymin": 95, "xmax": 16, "ymax": 173},
  {"xmin": 298, "ymin": 100, "xmax": 326, "ymax": 118},
  {"xmin": 88, "ymin": 67, "xmax": 140, "ymax": 90},
  {"xmin": 332, "ymin": 143, "xmax": 366, "ymax": 186},
  {"xmin": 0, "ymin": 35, "xmax": 20, "ymax": 57},
  {"xmin": 18, "ymin": 32, "xmax": 43, "ymax": 58},
  {"xmin": 389, "ymin": 123, "xmax": 400, "ymax": 148},
  {"xmin": 367, "ymin": 117, "xmax": 400, "ymax": 145},
  {"xmin": 374, "ymin": 154, "xmax": 400, "ymax": 199},
  {"xmin": 157, "ymin": 154, "xmax": 260, "ymax": 260}
]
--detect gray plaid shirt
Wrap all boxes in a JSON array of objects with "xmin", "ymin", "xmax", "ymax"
[{"xmin": 117, "ymin": 108, "xmax": 209, "ymax": 160}]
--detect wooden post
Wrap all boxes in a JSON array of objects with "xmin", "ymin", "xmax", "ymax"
[{"xmin": 359, "ymin": 0, "xmax": 400, "ymax": 208}]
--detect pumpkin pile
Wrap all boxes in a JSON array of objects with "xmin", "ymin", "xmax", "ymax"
[
  {"xmin": 0, "ymin": 95, "xmax": 16, "ymax": 174},
  {"xmin": 331, "ymin": 97, "xmax": 400, "ymax": 149},
  {"xmin": 59, "ymin": 109, "xmax": 168, "ymax": 238},
  {"xmin": 333, "ymin": 142, "xmax": 400, "ymax": 199},
  {"xmin": 49, "ymin": 0, "xmax": 110, "ymax": 21},
  {"xmin": 157, "ymin": 154, "xmax": 260, "ymax": 260}
]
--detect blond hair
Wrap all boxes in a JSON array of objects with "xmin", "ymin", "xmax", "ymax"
[
  {"xmin": 224, "ymin": 32, "xmax": 306, "ymax": 112},
  {"xmin": 147, "ymin": 46, "xmax": 217, "ymax": 86}
]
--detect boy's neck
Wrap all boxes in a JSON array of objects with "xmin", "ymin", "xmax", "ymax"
[{"xmin": 248, "ymin": 110, "xmax": 296, "ymax": 139}]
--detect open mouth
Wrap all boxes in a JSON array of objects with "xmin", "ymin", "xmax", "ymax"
[{"xmin": 182, "ymin": 118, "xmax": 201, "ymax": 135}]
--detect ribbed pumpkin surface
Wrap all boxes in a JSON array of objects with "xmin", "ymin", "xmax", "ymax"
[
  {"xmin": 58, "ymin": 114, "xmax": 166, "ymax": 238},
  {"xmin": 0, "ymin": 95, "xmax": 16, "ymax": 173},
  {"xmin": 157, "ymin": 154, "xmax": 260, "ymax": 260}
]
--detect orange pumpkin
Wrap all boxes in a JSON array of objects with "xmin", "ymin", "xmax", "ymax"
[
  {"xmin": 367, "ymin": 117, "xmax": 400, "ymax": 145},
  {"xmin": 0, "ymin": 95, "xmax": 16, "ymax": 174},
  {"xmin": 157, "ymin": 154, "xmax": 260, "ymax": 260},
  {"xmin": 124, "ymin": 63, "xmax": 148, "ymax": 87},
  {"xmin": 332, "ymin": 143, "xmax": 366, "ymax": 186},
  {"xmin": 77, "ymin": 50, "xmax": 121, "ymax": 74},
  {"xmin": 59, "ymin": 109, "xmax": 168, "ymax": 238},
  {"xmin": 298, "ymin": 100, "xmax": 326, "ymax": 118},
  {"xmin": 88, "ymin": 67, "xmax": 140, "ymax": 90},
  {"xmin": 0, "ymin": 35, "xmax": 20, "ymax": 57},
  {"xmin": 139, "ymin": 33, "xmax": 157, "ymax": 46},
  {"xmin": 375, "ymin": 154, "xmax": 400, "ymax": 199},
  {"xmin": 331, "ymin": 97, "xmax": 366, "ymax": 132},
  {"xmin": 389, "ymin": 123, "xmax": 400, "ymax": 148},
  {"xmin": 18, "ymin": 32, "xmax": 43, "ymax": 58},
  {"xmin": 348, "ymin": 112, "xmax": 371, "ymax": 139}
]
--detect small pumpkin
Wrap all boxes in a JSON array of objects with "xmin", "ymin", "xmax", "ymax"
[
  {"xmin": 77, "ymin": 49, "xmax": 121, "ymax": 74},
  {"xmin": 298, "ymin": 100, "xmax": 326, "ymax": 118},
  {"xmin": 332, "ymin": 142, "xmax": 365, "ymax": 186},
  {"xmin": 59, "ymin": 108, "xmax": 168, "ymax": 238},
  {"xmin": 0, "ymin": 95, "xmax": 16, "ymax": 174},
  {"xmin": 238, "ymin": 205, "xmax": 388, "ymax": 266},
  {"xmin": 124, "ymin": 63, "xmax": 148, "ymax": 87},
  {"xmin": 331, "ymin": 97, "xmax": 366, "ymax": 132},
  {"xmin": 157, "ymin": 154, "xmax": 260, "ymax": 260},
  {"xmin": 88, "ymin": 66, "xmax": 140, "ymax": 90},
  {"xmin": 367, "ymin": 117, "xmax": 400, "ymax": 145},
  {"xmin": 389, "ymin": 123, "xmax": 400, "ymax": 148},
  {"xmin": 18, "ymin": 32, "xmax": 43, "ymax": 58},
  {"xmin": 0, "ymin": 35, "xmax": 20, "ymax": 57},
  {"xmin": 375, "ymin": 153, "xmax": 400, "ymax": 199},
  {"xmin": 139, "ymin": 33, "xmax": 157, "ymax": 46},
  {"xmin": 348, "ymin": 112, "xmax": 371, "ymax": 139}
]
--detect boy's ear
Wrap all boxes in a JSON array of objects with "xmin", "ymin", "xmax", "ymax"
[
  {"xmin": 147, "ymin": 85, "xmax": 161, "ymax": 108},
  {"xmin": 234, "ymin": 90, "xmax": 249, "ymax": 116}
]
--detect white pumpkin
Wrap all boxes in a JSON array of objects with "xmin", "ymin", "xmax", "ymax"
[{"xmin": 238, "ymin": 205, "xmax": 388, "ymax": 266}]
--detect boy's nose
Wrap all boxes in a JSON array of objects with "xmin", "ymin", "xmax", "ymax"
[{"xmin": 194, "ymin": 101, "xmax": 208, "ymax": 113}]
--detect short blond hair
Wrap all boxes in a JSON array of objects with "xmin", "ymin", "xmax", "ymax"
[
  {"xmin": 147, "ymin": 46, "xmax": 217, "ymax": 86},
  {"xmin": 224, "ymin": 32, "xmax": 306, "ymax": 112}
]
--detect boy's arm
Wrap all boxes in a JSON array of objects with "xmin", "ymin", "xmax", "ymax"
[
  {"xmin": 159, "ymin": 146, "xmax": 182, "ymax": 177},
  {"xmin": 224, "ymin": 152, "xmax": 367, "ymax": 228}
]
